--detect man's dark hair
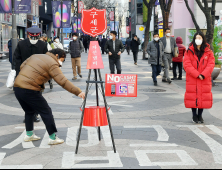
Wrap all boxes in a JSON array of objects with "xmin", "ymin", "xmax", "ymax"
[
  {"xmin": 103, "ymin": 35, "xmax": 105, "ymax": 38},
  {"xmin": 49, "ymin": 49, "xmax": 66, "ymax": 59},
  {"xmin": 110, "ymin": 31, "xmax": 117, "ymax": 36},
  {"xmin": 72, "ymin": 33, "xmax": 78, "ymax": 37},
  {"xmin": 165, "ymin": 28, "xmax": 170, "ymax": 32},
  {"xmin": 134, "ymin": 35, "xmax": 137, "ymax": 38},
  {"xmin": 153, "ymin": 33, "xmax": 159, "ymax": 37}
]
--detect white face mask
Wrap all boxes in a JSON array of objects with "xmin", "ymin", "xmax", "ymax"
[
  {"xmin": 55, "ymin": 39, "xmax": 59, "ymax": 43},
  {"xmin": 73, "ymin": 37, "xmax": 77, "ymax": 40},
  {"xmin": 195, "ymin": 39, "xmax": 203, "ymax": 46},
  {"xmin": 30, "ymin": 39, "xmax": 38, "ymax": 44},
  {"xmin": 110, "ymin": 35, "xmax": 113, "ymax": 39},
  {"xmin": 166, "ymin": 33, "xmax": 171, "ymax": 37},
  {"xmin": 58, "ymin": 59, "xmax": 63, "ymax": 66},
  {"xmin": 154, "ymin": 37, "xmax": 159, "ymax": 42}
]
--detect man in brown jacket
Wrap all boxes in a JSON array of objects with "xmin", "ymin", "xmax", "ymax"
[{"xmin": 14, "ymin": 49, "xmax": 85, "ymax": 145}]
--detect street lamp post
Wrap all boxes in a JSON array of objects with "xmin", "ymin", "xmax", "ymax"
[
  {"xmin": 11, "ymin": 0, "xmax": 17, "ymax": 69},
  {"xmin": 61, "ymin": 0, "xmax": 64, "ymax": 45}
]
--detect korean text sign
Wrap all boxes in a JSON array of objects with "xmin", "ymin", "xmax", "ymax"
[{"xmin": 105, "ymin": 74, "xmax": 137, "ymax": 97}]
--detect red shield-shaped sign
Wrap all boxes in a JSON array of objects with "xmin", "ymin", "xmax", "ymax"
[{"xmin": 81, "ymin": 8, "xmax": 107, "ymax": 37}]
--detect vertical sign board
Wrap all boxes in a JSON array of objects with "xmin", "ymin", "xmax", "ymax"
[{"xmin": 105, "ymin": 74, "xmax": 137, "ymax": 97}]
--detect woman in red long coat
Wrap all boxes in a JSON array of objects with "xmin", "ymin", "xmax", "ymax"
[{"xmin": 183, "ymin": 32, "xmax": 215, "ymax": 124}]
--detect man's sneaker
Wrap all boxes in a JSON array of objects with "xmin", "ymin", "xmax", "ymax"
[
  {"xmin": 24, "ymin": 134, "xmax": 41, "ymax": 142},
  {"xmin": 198, "ymin": 115, "xmax": 204, "ymax": 124},
  {"xmin": 167, "ymin": 79, "xmax": 172, "ymax": 84},
  {"xmin": 135, "ymin": 63, "xmax": 137, "ymax": 65},
  {"xmin": 48, "ymin": 137, "xmax": 64, "ymax": 145},
  {"xmin": 154, "ymin": 81, "xmax": 157, "ymax": 86},
  {"xmin": 178, "ymin": 77, "xmax": 182, "ymax": 80},
  {"xmin": 72, "ymin": 77, "xmax": 77, "ymax": 80},
  {"xmin": 79, "ymin": 74, "xmax": 83, "ymax": 78},
  {"xmin": 192, "ymin": 115, "xmax": 199, "ymax": 124},
  {"xmin": 33, "ymin": 115, "xmax": 40, "ymax": 123},
  {"xmin": 171, "ymin": 77, "xmax": 177, "ymax": 80},
  {"xmin": 50, "ymin": 83, "xmax": 53, "ymax": 89},
  {"xmin": 162, "ymin": 79, "xmax": 167, "ymax": 83}
]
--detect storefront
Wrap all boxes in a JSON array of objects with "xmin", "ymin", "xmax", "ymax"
[{"xmin": 0, "ymin": 13, "xmax": 27, "ymax": 53}]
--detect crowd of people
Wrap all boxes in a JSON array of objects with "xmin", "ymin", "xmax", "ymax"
[{"xmin": 7, "ymin": 26, "xmax": 215, "ymax": 146}]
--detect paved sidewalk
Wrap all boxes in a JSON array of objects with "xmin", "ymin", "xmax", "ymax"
[{"xmin": 0, "ymin": 51, "xmax": 222, "ymax": 169}]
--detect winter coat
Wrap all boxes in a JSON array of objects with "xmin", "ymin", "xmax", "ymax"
[
  {"xmin": 53, "ymin": 42, "xmax": 63, "ymax": 49},
  {"xmin": 14, "ymin": 52, "xmax": 82, "ymax": 96},
  {"xmin": 12, "ymin": 39, "xmax": 48, "ymax": 76},
  {"xmin": 69, "ymin": 40, "xmax": 84, "ymax": 58},
  {"xmin": 130, "ymin": 38, "xmax": 141, "ymax": 52},
  {"xmin": 101, "ymin": 38, "xmax": 107, "ymax": 48},
  {"xmin": 173, "ymin": 37, "xmax": 186, "ymax": 63},
  {"xmin": 104, "ymin": 39, "xmax": 125, "ymax": 59},
  {"xmin": 160, "ymin": 36, "xmax": 178, "ymax": 57},
  {"xmin": 183, "ymin": 44, "xmax": 215, "ymax": 109},
  {"xmin": 126, "ymin": 39, "xmax": 131, "ymax": 49},
  {"xmin": 147, "ymin": 40, "xmax": 164, "ymax": 65},
  {"xmin": 8, "ymin": 39, "xmax": 12, "ymax": 64}
]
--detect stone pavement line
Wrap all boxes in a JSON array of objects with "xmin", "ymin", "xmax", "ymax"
[
  {"xmin": 177, "ymin": 125, "xmax": 222, "ymax": 164},
  {"xmin": 0, "ymin": 153, "xmax": 43, "ymax": 169},
  {"xmin": 134, "ymin": 150, "xmax": 198, "ymax": 166},
  {"xmin": 62, "ymin": 151, "xmax": 123, "ymax": 168}
]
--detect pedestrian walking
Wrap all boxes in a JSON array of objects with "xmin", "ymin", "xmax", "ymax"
[
  {"xmin": 126, "ymin": 37, "xmax": 131, "ymax": 55},
  {"xmin": 83, "ymin": 36, "xmax": 89, "ymax": 53},
  {"xmin": 69, "ymin": 33, "xmax": 84, "ymax": 80},
  {"xmin": 14, "ymin": 48, "xmax": 85, "ymax": 145},
  {"xmin": 101, "ymin": 35, "xmax": 107, "ymax": 54},
  {"xmin": 147, "ymin": 33, "xmax": 164, "ymax": 86},
  {"xmin": 53, "ymin": 37, "xmax": 63, "ymax": 49},
  {"xmin": 8, "ymin": 39, "xmax": 12, "ymax": 67},
  {"xmin": 104, "ymin": 31, "xmax": 125, "ymax": 74},
  {"xmin": 183, "ymin": 32, "xmax": 215, "ymax": 124},
  {"xmin": 171, "ymin": 37, "xmax": 186, "ymax": 80},
  {"xmin": 160, "ymin": 28, "xmax": 178, "ymax": 84},
  {"xmin": 12, "ymin": 27, "xmax": 48, "ymax": 123},
  {"xmin": 97, "ymin": 37, "xmax": 101, "ymax": 47},
  {"xmin": 130, "ymin": 35, "xmax": 141, "ymax": 65}
]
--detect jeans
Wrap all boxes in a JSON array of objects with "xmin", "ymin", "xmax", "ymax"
[
  {"xmin": 151, "ymin": 64, "xmax": 162, "ymax": 82},
  {"xmin": 133, "ymin": 51, "xmax": 138, "ymax": 63},
  {"xmin": 173, "ymin": 62, "xmax": 183, "ymax": 78},
  {"xmin": 14, "ymin": 87, "xmax": 57, "ymax": 135},
  {"xmin": 162, "ymin": 53, "xmax": 173, "ymax": 81},
  {"xmin": 109, "ymin": 58, "xmax": 121, "ymax": 74}
]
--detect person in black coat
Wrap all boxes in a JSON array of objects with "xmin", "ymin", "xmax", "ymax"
[
  {"xmin": 126, "ymin": 37, "xmax": 131, "ymax": 55},
  {"xmin": 101, "ymin": 35, "xmax": 107, "ymax": 54},
  {"xmin": 83, "ymin": 36, "xmax": 89, "ymax": 53},
  {"xmin": 12, "ymin": 27, "xmax": 48, "ymax": 123},
  {"xmin": 130, "ymin": 35, "xmax": 141, "ymax": 65},
  {"xmin": 104, "ymin": 31, "xmax": 125, "ymax": 74}
]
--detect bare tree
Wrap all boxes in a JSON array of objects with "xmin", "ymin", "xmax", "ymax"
[
  {"xmin": 184, "ymin": 0, "xmax": 217, "ymax": 49},
  {"xmin": 159, "ymin": 0, "xmax": 173, "ymax": 35},
  {"xmin": 143, "ymin": 0, "xmax": 156, "ymax": 60}
]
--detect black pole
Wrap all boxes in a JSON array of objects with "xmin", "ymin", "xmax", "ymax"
[
  {"xmin": 114, "ymin": 7, "xmax": 116, "ymax": 33},
  {"xmin": 77, "ymin": 0, "xmax": 79, "ymax": 34},
  {"xmin": 61, "ymin": 0, "xmax": 64, "ymax": 45},
  {"xmin": 75, "ymin": 69, "xmax": 92, "ymax": 154},
  {"xmin": 11, "ymin": 0, "xmax": 17, "ymax": 69},
  {"xmin": 98, "ymin": 69, "xmax": 116, "ymax": 153}
]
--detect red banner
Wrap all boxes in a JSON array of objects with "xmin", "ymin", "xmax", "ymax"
[
  {"xmin": 109, "ymin": 11, "xmax": 114, "ymax": 21},
  {"xmin": 126, "ymin": 26, "xmax": 129, "ymax": 34},
  {"xmin": 78, "ymin": 1, "xmax": 84, "ymax": 13},
  {"xmin": 81, "ymin": 8, "xmax": 107, "ymax": 37},
  {"xmin": 105, "ymin": 74, "xmax": 138, "ymax": 97}
]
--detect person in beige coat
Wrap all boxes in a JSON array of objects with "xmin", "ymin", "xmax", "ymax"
[{"xmin": 14, "ymin": 49, "xmax": 85, "ymax": 145}]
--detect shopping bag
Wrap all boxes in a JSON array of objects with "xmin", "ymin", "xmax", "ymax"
[{"xmin": 6, "ymin": 70, "xmax": 16, "ymax": 89}]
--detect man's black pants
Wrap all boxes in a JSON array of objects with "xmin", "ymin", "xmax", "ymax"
[
  {"xmin": 14, "ymin": 87, "xmax": 57, "ymax": 135},
  {"xmin": 173, "ymin": 62, "xmax": 183, "ymax": 78},
  {"xmin": 109, "ymin": 58, "xmax": 121, "ymax": 74},
  {"xmin": 133, "ymin": 51, "xmax": 138, "ymax": 63}
]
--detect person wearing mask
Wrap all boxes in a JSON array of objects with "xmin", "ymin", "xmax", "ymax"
[
  {"xmin": 130, "ymin": 35, "xmax": 141, "ymax": 65},
  {"xmin": 12, "ymin": 27, "xmax": 48, "ymax": 123},
  {"xmin": 160, "ymin": 28, "xmax": 178, "ymax": 84},
  {"xmin": 183, "ymin": 32, "xmax": 215, "ymax": 124},
  {"xmin": 104, "ymin": 31, "xmax": 125, "ymax": 74},
  {"xmin": 101, "ymin": 35, "xmax": 108, "ymax": 54},
  {"xmin": 14, "ymin": 48, "xmax": 85, "ymax": 145},
  {"xmin": 53, "ymin": 37, "xmax": 63, "ymax": 50},
  {"xmin": 69, "ymin": 33, "xmax": 84, "ymax": 80},
  {"xmin": 126, "ymin": 37, "xmax": 131, "ymax": 55},
  {"xmin": 172, "ymin": 37, "xmax": 186, "ymax": 80},
  {"xmin": 147, "ymin": 33, "xmax": 164, "ymax": 86}
]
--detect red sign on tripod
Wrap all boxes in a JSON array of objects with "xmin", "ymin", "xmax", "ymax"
[{"xmin": 81, "ymin": 8, "xmax": 107, "ymax": 37}]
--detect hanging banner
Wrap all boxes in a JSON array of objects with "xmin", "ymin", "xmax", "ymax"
[
  {"xmin": 52, "ymin": 1, "xmax": 71, "ymax": 28},
  {"xmin": 126, "ymin": 26, "xmax": 129, "ymax": 34},
  {"xmin": 0, "ymin": 0, "xmax": 12, "ymax": 13},
  {"xmin": 105, "ymin": 74, "xmax": 138, "ymax": 97},
  {"xmin": 72, "ymin": 17, "xmax": 82, "ymax": 33},
  {"xmin": 110, "ymin": 21, "xmax": 119, "ymax": 36},
  {"xmin": 15, "ymin": 0, "xmax": 31, "ymax": 13},
  {"xmin": 62, "ymin": 1, "xmax": 71, "ymax": 28},
  {"xmin": 109, "ymin": 11, "xmax": 114, "ymax": 21},
  {"xmin": 78, "ymin": 1, "xmax": 84, "ymax": 13}
]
